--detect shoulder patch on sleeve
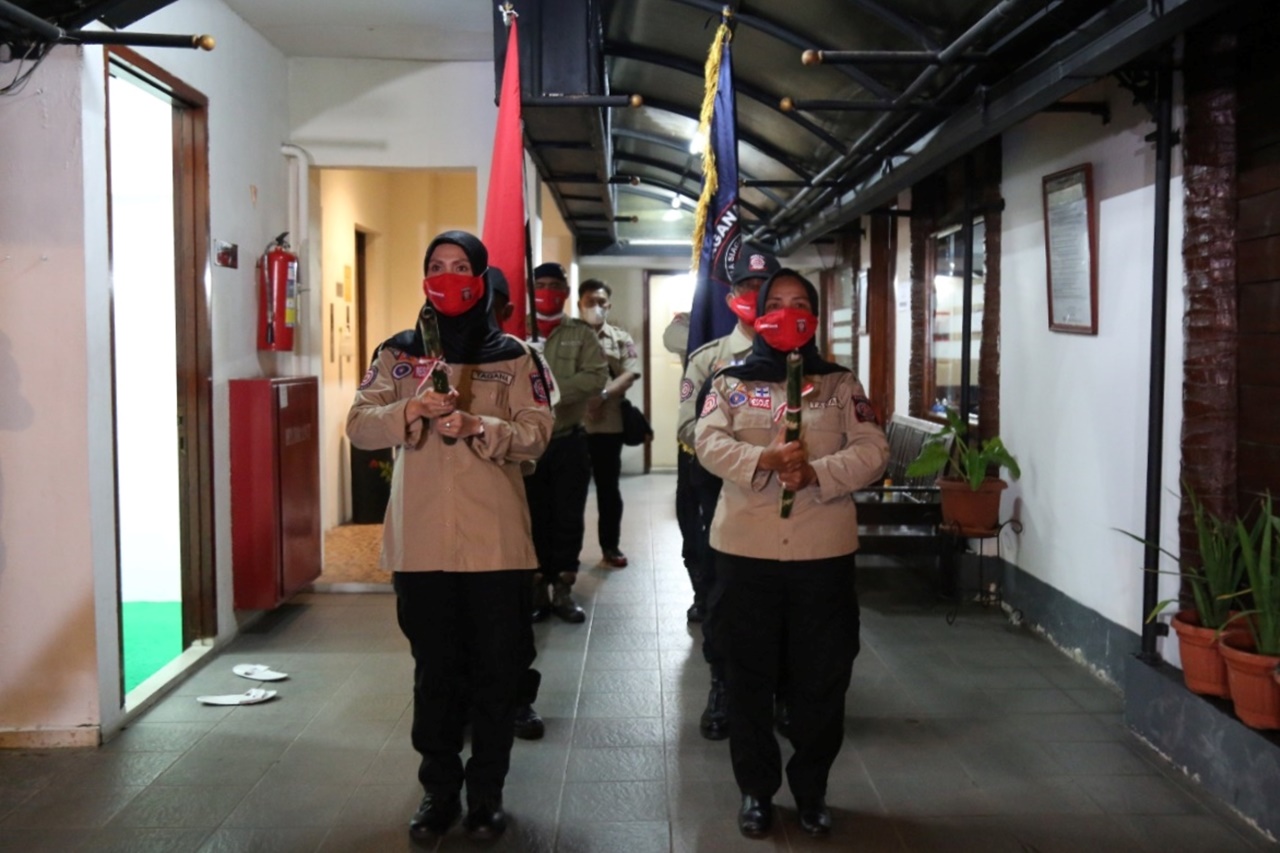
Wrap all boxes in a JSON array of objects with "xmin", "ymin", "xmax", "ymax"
[
  {"xmin": 699, "ymin": 392, "xmax": 719, "ymax": 418},
  {"xmin": 680, "ymin": 378, "xmax": 695, "ymax": 402},
  {"xmin": 530, "ymin": 371, "xmax": 550, "ymax": 405},
  {"xmin": 852, "ymin": 394, "xmax": 879, "ymax": 424},
  {"xmin": 359, "ymin": 365, "xmax": 378, "ymax": 389}
]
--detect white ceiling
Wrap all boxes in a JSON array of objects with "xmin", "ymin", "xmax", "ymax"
[{"xmin": 220, "ymin": 0, "xmax": 494, "ymax": 62}]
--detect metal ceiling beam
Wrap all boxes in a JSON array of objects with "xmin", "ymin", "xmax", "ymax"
[
  {"xmin": 610, "ymin": 127, "xmax": 790, "ymax": 207},
  {"xmin": 613, "ymin": 173, "xmax": 768, "ymax": 221},
  {"xmin": 770, "ymin": 0, "xmax": 1237, "ymax": 254},
  {"xmin": 665, "ymin": 0, "xmax": 897, "ymax": 99},
  {"xmin": 764, "ymin": 0, "xmax": 1031, "ymax": 237},
  {"xmin": 640, "ymin": 96, "xmax": 816, "ymax": 180},
  {"xmin": 605, "ymin": 40, "xmax": 846, "ymax": 152},
  {"xmin": 802, "ymin": 50, "xmax": 988, "ymax": 65}
]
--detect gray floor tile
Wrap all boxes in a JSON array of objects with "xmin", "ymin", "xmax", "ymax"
[{"xmin": 27, "ymin": 477, "xmax": 1276, "ymax": 852}]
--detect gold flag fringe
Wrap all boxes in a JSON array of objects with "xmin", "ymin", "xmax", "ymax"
[{"xmin": 690, "ymin": 20, "xmax": 732, "ymax": 273}]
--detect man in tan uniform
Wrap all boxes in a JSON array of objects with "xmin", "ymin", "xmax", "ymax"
[
  {"xmin": 581, "ymin": 278, "xmax": 642, "ymax": 568},
  {"xmin": 679, "ymin": 250, "xmax": 779, "ymax": 740},
  {"xmin": 524, "ymin": 262, "xmax": 609, "ymax": 624}
]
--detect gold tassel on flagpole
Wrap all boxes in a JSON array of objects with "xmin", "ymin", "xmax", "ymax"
[{"xmin": 690, "ymin": 12, "xmax": 732, "ymax": 273}]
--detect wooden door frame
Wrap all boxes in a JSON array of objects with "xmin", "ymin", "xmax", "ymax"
[{"xmin": 104, "ymin": 47, "xmax": 216, "ymax": 659}]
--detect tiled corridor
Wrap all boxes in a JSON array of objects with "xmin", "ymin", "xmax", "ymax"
[{"xmin": 0, "ymin": 475, "xmax": 1274, "ymax": 852}]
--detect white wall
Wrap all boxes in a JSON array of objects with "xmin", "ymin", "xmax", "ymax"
[
  {"xmin": 1000, "ymin": 76, "xmax": 1185, "ymax": 647},
  {"xmin": 0, "ymin": 0, "xmax": 291, "ymax": 740},
  {"xmin": 0, "ymin": 47, "xmax": 103, "ymax": 745}
]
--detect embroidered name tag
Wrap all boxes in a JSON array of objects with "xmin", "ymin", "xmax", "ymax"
[
  {"xmin": 472, "ymin": 370, "xmax": 514, "ymax": 385},
  {"xmin": 748, "ymin": 386, "xmax": 772, "ymax": 409}
]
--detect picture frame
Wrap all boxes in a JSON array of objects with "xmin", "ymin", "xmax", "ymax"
[{"xmin": 1042, "ymin": 163, "xmax": 1098, "ymax": 335}]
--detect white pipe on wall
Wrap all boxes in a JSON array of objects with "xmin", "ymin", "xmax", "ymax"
[{"xmin": 281, "ymin": 143, "xmax": 313, "ymax": 376}]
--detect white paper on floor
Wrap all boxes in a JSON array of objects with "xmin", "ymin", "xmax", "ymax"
[
  {"xmin": 196, "ymin": 688, "xmax": 278, "ymax": 706},
  {"xmin": 232, "ymin": 663, "xmax": 289, "ymax": 681}
]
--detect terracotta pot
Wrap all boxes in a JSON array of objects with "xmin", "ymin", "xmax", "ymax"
[
  {"xmin": 938, "ymin": 477, "xmax": 1007, "ymax": 534},
  {"xmin": 1220, "ymin": 633, "xmax": 1280, "ymax": 730},
  {"xmin": 1170, "ymin": 610, "xmax": 1236, "ymax": 698}
]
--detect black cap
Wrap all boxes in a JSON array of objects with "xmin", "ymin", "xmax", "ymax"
[
  {"xmin": 485, "ymin": 267, "xmax": 510, "ymax": 300},
  {"xmin": 732, "ymin": 250, "xmax": 781, "ymax": 285},
  {"xmin": 424, "ymin": 230, "xmax": 488, "ymax": 276},
  {"xmin": 533, "ymin": 261, "xmax": 567, "ymax": 282}
]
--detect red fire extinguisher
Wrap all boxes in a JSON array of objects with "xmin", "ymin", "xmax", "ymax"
[{"xmin": 257, "ymin": 232, "xmax": 298, "ymax": 351}]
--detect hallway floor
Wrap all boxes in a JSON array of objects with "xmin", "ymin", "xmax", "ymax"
[{"xmin": 1, "ymin": 475, "xmax": 1274, "ymax": 852}]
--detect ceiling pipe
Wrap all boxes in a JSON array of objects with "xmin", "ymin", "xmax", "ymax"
[
  {"xmin": 802, "ymin": 50, "xmax": 988, "ymax": 65},
  {"xmin": 764, "ymin": 0, "xmax": 1026, "ymax": 236},
  {"xmin": 768, "ymin": 0, "xmax": 1222, "ymax": 253},
  {"xmin": 780, "ymin": 97, "xmax": 943, "ymax": 113}
]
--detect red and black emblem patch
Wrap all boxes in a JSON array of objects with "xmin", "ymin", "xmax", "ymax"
[
  {"xmin": 358, "ymin": 365, "xmax": 378, "ymax": 390},
  {"xmin": 699, "ymin": 392, "xmax": 719, "ymax": 418},
  {"xmin": 530, "ymin": 371, "xmax": 550, "ymax": 405},
  {"xmin": 680, "ymin": 378, "xmax": 695, "ymax": 402},
  {"xmin": 853, "ymin": 395, "xmax": 879, "ymax": 424}
]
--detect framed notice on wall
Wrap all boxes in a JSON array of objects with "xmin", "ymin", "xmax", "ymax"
[{"xmin": 1042, "ymin": 163, "xmax": 1098, "ymax": 334}]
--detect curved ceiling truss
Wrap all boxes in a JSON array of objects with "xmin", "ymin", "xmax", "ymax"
[{"xmin": 511, "ymin": 0, "xmax": 1240, "ymax": 257}]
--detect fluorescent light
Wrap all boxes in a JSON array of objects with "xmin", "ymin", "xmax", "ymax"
[
  {"xmin": 662, "ymin": 210, "xmax": 681, "ymax": 222},
  {"xmin": 626, "ymin": 238, "xmax": 692, "ymax": 246}
]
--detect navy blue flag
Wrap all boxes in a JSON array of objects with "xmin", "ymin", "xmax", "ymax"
[{"xmin": 687, "ymin": 22, "xmax": 740, "ymax": 358}]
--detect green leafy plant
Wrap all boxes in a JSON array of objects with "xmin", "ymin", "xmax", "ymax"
[
  {"xmin": 905, "ymin": 407, "xmax": 1021, "ymax": 491},
  {"xmin": 1117, "ymin": 483, "xmax": 1242, "ymax": 630},
  {"xmin": 1225, "ymin": 492, "xmax": 1280, "ymax": 656}
]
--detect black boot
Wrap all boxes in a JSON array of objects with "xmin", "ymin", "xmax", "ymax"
[
  {"xmin": 686, "ymin": 596, "xmax": 706, "ymax": 623},
  {"xmin": 551, "ymin": 573, "xmax": 585, "ymax": 623},
  {"xmin": 513, "ymin": 704, "xmax": 544, "ymax": 740},
  {"xmin": 699, "ymin": 678, "xmax": 729, "ymax": 740},
  {"xmin": 737, "ymin": 794, "xmax": 773, "ymax": 838},
  {"xmin": 796, "ymin": 795, "xmax": 832, "ymax": 837},
  {"xmin": 462, "ymin": 795, "xmax": 507, "ymax": 840},
  {"xmin": 409, "ymin": 791, "xmax": 460, "ymax": 841},
  {"xmin": 774, "ymin": 696, "xmax": 791, "ymax": 739}
]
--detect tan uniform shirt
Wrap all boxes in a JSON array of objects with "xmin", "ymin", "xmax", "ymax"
[
  {"xmin": 585, "ymin": 322, "xmax": 642, "ymax": 435},
  {"xmin": 694, "ymin": 370, "xmax": 890, "ymax": 561},
  {"xmin": 540, "ymin": 318, "xmax": 609, "ymax": 437},
  {"xmin": 346, "ymin": 346, "xmax": 554, "ymax": 573},
  {"xmin": 677, "ymin": 325, "xmax": 754, "ymax": 450}
]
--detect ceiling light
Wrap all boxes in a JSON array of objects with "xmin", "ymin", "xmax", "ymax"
[
  {"xmin": 662, "ymin": 210, "xmax": 681, "ymax": 222},
  {"xmin": 627, "ymin": 238, "xmax": 691, "ymax": 246},
  {"xmin": 670, "ymin": 195, "xmax": 682, "ymax": 209},
  {"xmin": 688, "ymin": 129, "xmax": 707, "ymax": 155}
]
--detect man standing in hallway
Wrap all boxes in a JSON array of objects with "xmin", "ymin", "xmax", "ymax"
[
  {"xmin": 678, "ymin": 249, "xmax": 779, "ymax": 740},
  {"xmin": 524, "ymin": 263, "xmax": 609, "ymax": 624},
  {"xmin": 581, "ymin": 278, "xmax": 642, "ymax": 569}
]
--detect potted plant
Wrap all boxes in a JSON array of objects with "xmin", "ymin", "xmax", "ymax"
[
  {"xmin": 905, "ymin": 407, "xmax": 1021, "ymax": 533},
  {"xmin": 1118, "ymin": 485, "xmax": 1244, "ymax": 698},
  {"xmin": 1219, "ymin": 493, "xmax": 1280, "ymax": 729}
]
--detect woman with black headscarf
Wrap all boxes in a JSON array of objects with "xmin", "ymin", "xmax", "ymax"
[
  {"xmin": 347, "ymin": 231, "xmax": 553, "ymax": 843},
  {"xmin": 694, "ymin": 269, "xmax": 889, "ymax": 840}
]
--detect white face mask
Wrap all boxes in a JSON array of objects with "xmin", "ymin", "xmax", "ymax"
[{"xmin": 582, "ymin": 305, "xmax": 608, "ymax": 326}]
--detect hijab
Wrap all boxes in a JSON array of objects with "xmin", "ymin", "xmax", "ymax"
[
  {"xmin": 720, "ymin": 268, "xmax": 848, "ymax": 383},
  {"xmin": 377, "ymin": 231, "xmax": 525, "ymax": 364}
]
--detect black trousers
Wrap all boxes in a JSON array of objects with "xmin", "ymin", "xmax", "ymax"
[
  {"xmin": 719, "ymin": 552, "xmax": 860, "ymax": 800},
  {"xmin": 693, "ymin": 461, "xmax": 727, "ymax": 675},
  {"xmin": 675, "ymin": 450, "xmax": 703, "ymax": 593},
  {"xmin": 393, "ymin": 570, "xmax": 535, "ymax": 801},
  {"xmin": 586, "ymin": 432, "xmax": 625, "ymax": 552},
  {"xmin": 524, "ymin": 429, "xmax": 591, "ymax": 576}
]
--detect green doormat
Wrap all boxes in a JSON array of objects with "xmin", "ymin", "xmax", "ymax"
[{"xmin": 122, "ymin": 601, "xmax": 183, "ymax": 693}]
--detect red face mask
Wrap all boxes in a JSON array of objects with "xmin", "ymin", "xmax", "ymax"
[
  {"xmin": 754, "ymin": 307, "xmax": 818, "ymax": 352},
  {"xmin": 533, "ymin": 288, "xmax": 568, "ymax": 316},
  {"xmin": 423, "ymin": 273, "xmax": 485, "ymax": 317},
  {"xmin": 727, "ymin": 293, "xmax": 758, "ymax": 324}
]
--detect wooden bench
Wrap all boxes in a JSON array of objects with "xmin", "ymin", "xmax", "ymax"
[{"xmin": 855, "ymin": 414, "xmax": 953, "ymax": 559}]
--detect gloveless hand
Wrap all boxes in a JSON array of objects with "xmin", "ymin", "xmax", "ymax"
[
  {"xmin": 436, "ymin": 410, "xmax": 483, "ymax": 439},
  {"xmin": 406, "ymin": 388, "xmax": 458, "ymax": 422}
]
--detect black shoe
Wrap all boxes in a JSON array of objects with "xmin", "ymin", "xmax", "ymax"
[
  {"xmin": 531, "ymin": 604, "xmax": 551, "ymax": 623},
  {"xmin": 699, "ymin": 679, "xmax": 729, "ymax": 741},
  {"xmin": 602, "ymin": 548, "xmax": 628, "ymax": 568},
  {"xmin": 513, "ymin": 704, "xmax": 544, "ymax": 740},
  {"xmin": 462, "ymin": 797, "xmax": 507, "ymax": 840},
  {"xmin": 409, "ymin": 791, "xmax": 460, "ymax": 841},
  {"xmin": 774, "ymin": 697, "xmax": 791, "ymax": 738},
  {"xmin": 551, "ymin": 581, "xmax": 586, "ymax": 623},
  {"xmin": 737, "ymin": 794, "xmax": 773, "ymax": 838},
  {"xmin": 686, "ymin": 600, "xmax": 705, "ymax": 623},
  {"xmin": 796, "ymin": 796, "xmax": 831, "ymax": 837}
]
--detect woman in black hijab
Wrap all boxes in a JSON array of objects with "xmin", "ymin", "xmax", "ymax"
[
  {"xmin": 347, "ymin": 231, "xmax": 553, "ymax": 843},
  {"xmin": 694, "ymin": 269, "xmax": 890, "ymax": 840}
]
